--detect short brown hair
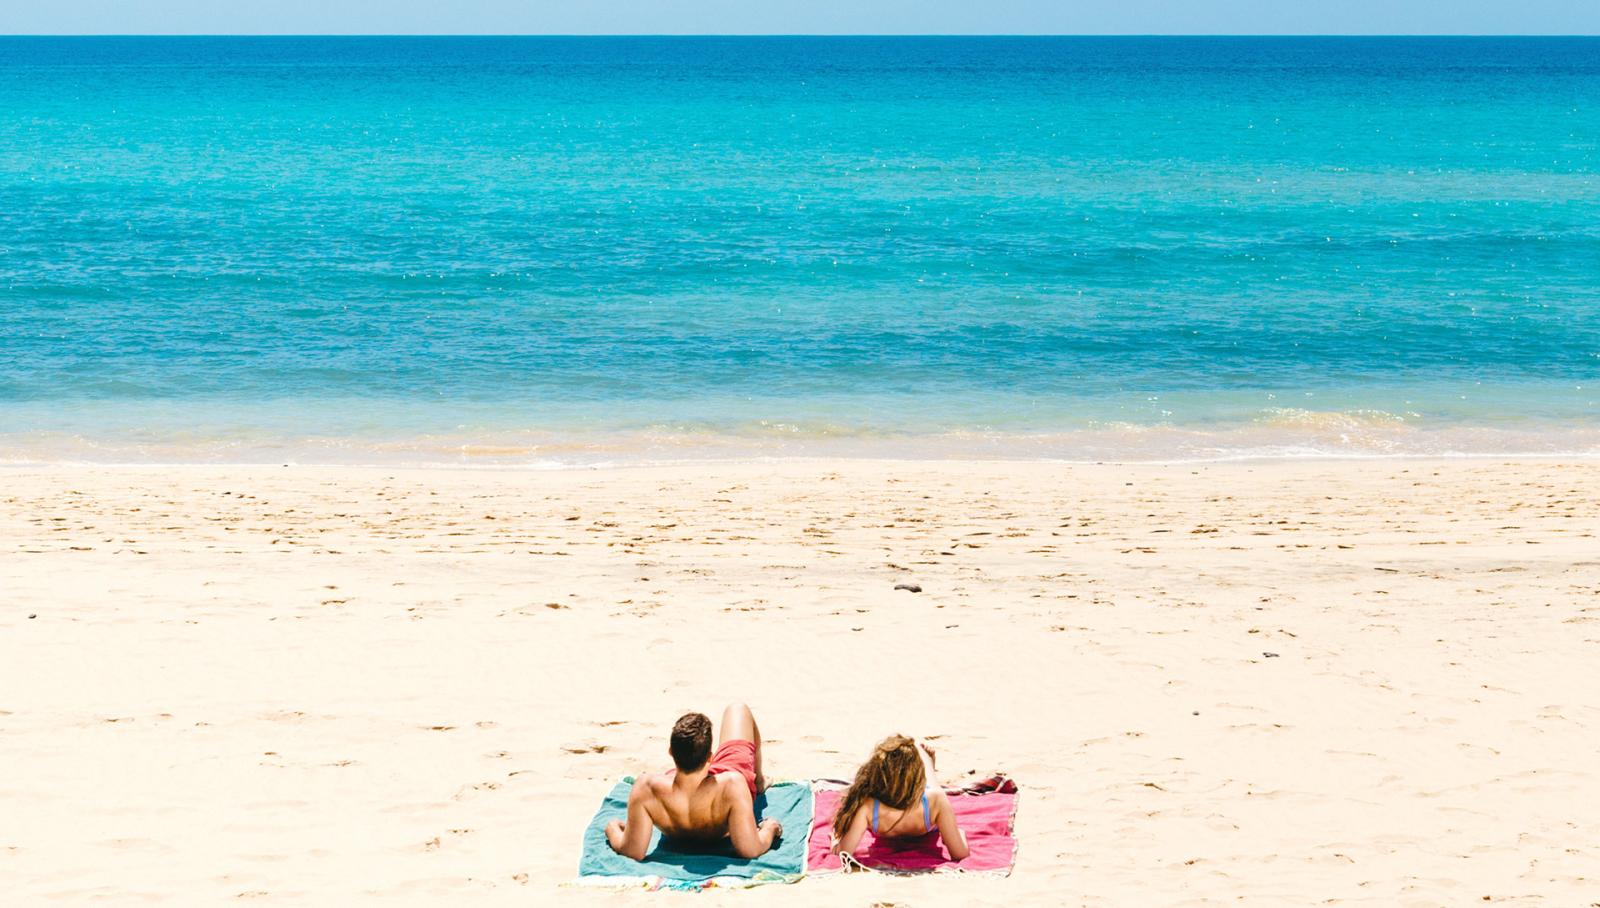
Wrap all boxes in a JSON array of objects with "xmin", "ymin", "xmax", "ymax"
[{"xmin": 670, "ymin": 712, "xmax": 714, "ymax": 771}]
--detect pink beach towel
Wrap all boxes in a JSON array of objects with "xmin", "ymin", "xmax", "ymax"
[{"xmin": 806, "ymin": 777, "xmax": 1018, "ymax": 875}]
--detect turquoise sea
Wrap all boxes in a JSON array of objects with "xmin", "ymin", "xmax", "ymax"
[{"xmin": 2, "ymin": 37, "xmax": 1598, "ymax": 463}]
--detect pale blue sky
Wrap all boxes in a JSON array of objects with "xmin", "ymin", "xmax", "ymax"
[{"xmin": 4, "ymin": 0, "xmax": 1598, "ymax": 36}]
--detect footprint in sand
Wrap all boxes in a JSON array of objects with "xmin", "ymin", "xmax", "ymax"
[{"xmin": 451, "ymin": 782, "xmax": 502, "ymax": 801}]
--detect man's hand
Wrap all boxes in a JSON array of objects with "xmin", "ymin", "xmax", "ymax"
[{"xmin": 759, "ymin": 818, "xmax": 783, "ymax": 842}]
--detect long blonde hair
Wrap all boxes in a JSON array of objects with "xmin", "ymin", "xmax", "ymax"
[{"xmin": 832, "ymin": 735, "xmax": 926, "ymax": 839}]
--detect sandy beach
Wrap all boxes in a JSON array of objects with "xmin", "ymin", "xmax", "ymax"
[{"xmin": 3, "ymin": 458, "xmax": 1598, "ymax": 906}]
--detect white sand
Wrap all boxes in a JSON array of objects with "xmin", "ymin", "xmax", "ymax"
[{"xmin": 3, "ymin": 459, "xmax": 1598, "ymax": 905}]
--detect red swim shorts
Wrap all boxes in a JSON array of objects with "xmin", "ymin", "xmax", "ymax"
[{"xmin": 705, "ymin": 739, "xmax": 759, "ymax": 797}]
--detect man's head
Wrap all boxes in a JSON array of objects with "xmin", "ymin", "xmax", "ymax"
[{"xmin": 669, "ymin": 712, "xmax": 714, "ymax": 771}]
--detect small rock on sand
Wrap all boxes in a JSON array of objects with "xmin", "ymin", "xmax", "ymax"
[{"xmin": 894, "ymin": 583, "xmax": 922, "ymax": 593}]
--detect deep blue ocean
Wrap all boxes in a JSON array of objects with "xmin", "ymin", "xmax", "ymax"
[{"xmin": 2, "ymin": 37, "xmax": 1597, "ymax": 463}]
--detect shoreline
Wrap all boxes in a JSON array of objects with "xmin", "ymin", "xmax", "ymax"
[
  {"xmin": 4, "ymin": 449, "xmax": 1600, "ymax": 471},
  {"xmin": 6, "ymin": 413, "xmax": 1599, "ymax": 468}
]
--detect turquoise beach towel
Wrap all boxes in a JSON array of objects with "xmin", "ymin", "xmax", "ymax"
[{"xmin": 576, "ymin": 778, "xmax": 812, "ymax": 890}]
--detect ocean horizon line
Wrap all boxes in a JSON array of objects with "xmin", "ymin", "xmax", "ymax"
[{"xmin": 6, "ymin": 33, "xmax": 1600, "ymax": 39}]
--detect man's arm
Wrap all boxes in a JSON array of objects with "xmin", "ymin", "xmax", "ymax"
[
  {"xmin": 604, "ymin": 779, "xmax": 656, "ymax": 861},
  {"xmin": 724, "ymin": 782, "xmax": 781, "ymax": 859}
]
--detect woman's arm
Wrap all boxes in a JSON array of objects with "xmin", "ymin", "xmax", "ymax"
[
  {"xmin": 931, "ymin": 790, "xmax": 969, "ymax": 860},
  {"xmin": 830, "ymin": 799, "xmax": 872, "ymax": 855}
]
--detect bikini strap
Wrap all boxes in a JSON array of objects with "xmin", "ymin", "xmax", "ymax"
[
  {"xmin": 871, "ymin": 799, "xmax": 879, "ymax": 834},
  {"xmin": 922, "ymin": 793, "xmax": 932, "ymax": 832}
]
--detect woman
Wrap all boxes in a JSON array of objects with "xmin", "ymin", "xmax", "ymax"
[{"xmin": 829, "ymin": 734, "xmax": 969, "ymax": 860}]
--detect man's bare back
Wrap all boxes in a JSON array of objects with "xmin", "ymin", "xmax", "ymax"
[
  {"xmin": 632, "ymin": 767, "xmax": 747, "ymax": 846},
  {"xmin": 605, "ymin": 704, "xmax": 782, "ymax": 860}
]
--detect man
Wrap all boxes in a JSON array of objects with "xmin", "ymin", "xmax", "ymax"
[{"xmin": 605, "ymin": 703, "xmax": 782, "ymax": 860}]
